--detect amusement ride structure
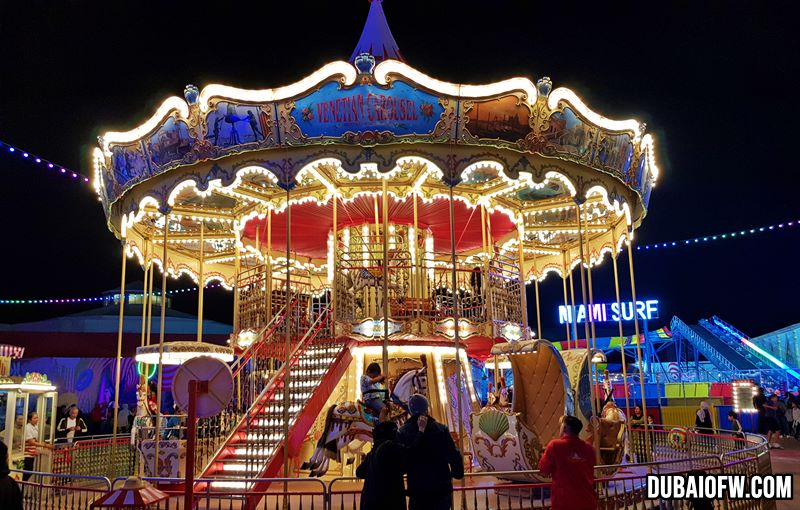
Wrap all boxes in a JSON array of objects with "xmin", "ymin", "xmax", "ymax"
[{"xmin": 89, "ymin": 0, "xmax": 664, "ymax": 498}]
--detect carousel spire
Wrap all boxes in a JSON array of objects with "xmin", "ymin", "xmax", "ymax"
[{"xmin": 350, "ymin": 0, "xmax": 404, "ymax": 63}]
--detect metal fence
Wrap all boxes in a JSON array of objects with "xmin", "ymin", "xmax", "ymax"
[
  {"xmin": 50, "ymin": 434, "xmax": 137, "ymax": 483},
  {"xmin": 14, "ymin": 428, "xmax": 774, "ymax": 509},
  {"xmin": 13, "ymin": 471, "xmax": 111, "ymax": 510}
]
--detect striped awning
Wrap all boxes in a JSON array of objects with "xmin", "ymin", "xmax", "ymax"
[
  {"xmin": 90, "ymin": 485, "xmax": 168, "ymax": 508},
  {"xmin": 0, "ymin": 344, "xmax": 24, "ymax": 358}
]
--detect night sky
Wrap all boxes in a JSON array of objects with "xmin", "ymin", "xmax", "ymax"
[{"xmin": 0, "ymin": 1, "xmax": 797, "ymax": 340}]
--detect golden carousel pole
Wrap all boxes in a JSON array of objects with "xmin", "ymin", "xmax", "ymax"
[
  {"xmin": 197, "ymin": 220, "xmax": 204, "ymax": 342},
  {"xmin": 448, "ymin": 185, "xmax": 465, "ymax": 457},
  {"xmin": 267, "ymin": 209, "xmax": 273, "ymax": 323},
  {"xmin": 412, "ymin": 192, "xmax": 420, "ymax": 320},
  {"xmin": 154, "ymin": 215, "xmax": 169, "ymax": 470},
  {"xmin": 575, "ymin": 203, "xmax": 599, "ymax": 417},
  {"xmin": 568, "ymin": 264, "xmax": 578, "ymax": 347},
  {"xmin": 516, "ymin": 219, "xmax": 530, "ymax": 338},
  {"xmin": 146, "ymin": 239, "xmax": 155, "ymax": 347},
  {"xmin": 258, "ymin": 213, "xmax": 267, "ymax": 327},
  {"xmin": 233, "ymin": 232, "xmax": 241, "ymax": 333},
  {"xmin": 111, "ymin": 239, "xmax": 128, "ymax": 474},
  {"xmin": 582, "ymin": 206, "xmax": 601, "ymax": 415},
  {"xmin": 530, "ymin": 249, "xmax": 542, "ymax": 340},
  {"xmin": 332, "ymin": 195, "xmax": 338, "ymax": 331},
  {"xmin": 140, "ymin": 240, "xmax": 150, "ymax": 389},
  {"xmin": 627, "ymin": 226, "xmax": 651, "ymax": 455},
  {"xmin": 282, "ymin": 188, "xmax": 292, "ymax": 479},
  {"xmin": 381, "ymin": 178, "xmax": 390, "ymax": 378},
  {"xmin": 561, "ymin": 251, "xmax": 572, "ymax": 348},
  {"xmin": 481, "ymin": 203, "xmax": 498, "ymax": 384},
  {"xmin": 611, "ymin": 226, "xmax": 632, "ymax": 436}
]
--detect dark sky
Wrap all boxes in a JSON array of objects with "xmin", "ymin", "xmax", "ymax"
[{"xmin": 0, "ymin": 1, "xmax": 797, "ymax": 338}]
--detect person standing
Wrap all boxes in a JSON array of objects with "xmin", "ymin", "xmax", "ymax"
[
  {"xmin": 764, "ymin": 395, "xmax": 783, "ymax": 449},
  {"xmin": 753, "ymin": 387, "xmax": 767, "ymax": 435},
  {"xmin": 396, "ymin": 395, "xmax": 463, "ymax": 510},
  {"xmin": 117, "ymin": 404, "xmax": 132, "ymax": 433},
  {"xmin": 356, "ymin": 405, "xmax": 423, "ymax": 510},
  {"xmin": 695, "ymin": 401, "xmax": 714, "ymax": 434},
  {"xmin": 790, "ymin": 401, "xmax": 800, "ymax": 439},
  {"xmin": 728, "ymin": 411, "xmax": 744, "ymax": 440},
  {"xmin": 23, "ymin": 412, "xmax": 52, "ymax": 480},
  {"xmin": 56, "ymin": 406, "xmax": 88, "ymax": 444},
  {"xmin": 629, "ymin": 406, "xmax": 646, "ymax": 462},
  {"xmin": 776, "ymin": 396, "xmax": 789, "ymax": 438},
  {"xmin": 0, "ymin": 441, "xmax": 22, "ymax": 510},
  {"xmin": 90, "ymin": 404, "xmax": 103, "ymax": 435},
  {"xmin": 538, "ymin": 415, "xmax": 597, "ymax": 510}
]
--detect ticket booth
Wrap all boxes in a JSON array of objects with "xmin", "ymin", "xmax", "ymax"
[{"xmin": 0, "ymin": 373, "xmax": 58, "ymax": 479}]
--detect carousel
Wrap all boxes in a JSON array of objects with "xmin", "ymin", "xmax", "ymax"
[{"xmin": 91, "ymin": 0, "xmax": 658, "ymax": 493}]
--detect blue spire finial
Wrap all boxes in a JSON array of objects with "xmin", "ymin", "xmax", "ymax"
[{"xmin": 350, "ymin": 0, "xmax": 404, "ymax": 64}]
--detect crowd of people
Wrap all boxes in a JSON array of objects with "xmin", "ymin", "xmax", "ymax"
[{"xmin": 753, "ymin": 386, "xmax": 800, "ymax": 448}]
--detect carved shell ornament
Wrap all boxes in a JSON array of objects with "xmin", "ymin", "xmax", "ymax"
[{"xmin": 478, "ymin": 409, "xmax": 511, "ymax": 441}]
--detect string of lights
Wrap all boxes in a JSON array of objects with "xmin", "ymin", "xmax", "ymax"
[
  {"xmin": 0, "ymin": 284, "xmax": 222, "ymax": 305},
  {"xmin": 636, "ymin": 218, "xmax": 797, "ymax": 251},
  {"xmin": 0, "ymin": 139, "xmax": 92, "ymax": 185}
]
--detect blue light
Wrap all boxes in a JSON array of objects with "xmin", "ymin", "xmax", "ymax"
[{"xmin": 8, "ymin": 147, "xmax": 14, "ymax": 152}]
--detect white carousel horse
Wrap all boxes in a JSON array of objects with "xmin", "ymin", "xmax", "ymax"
[
  {"xmin": 302, "ymin": 358, "xmax": 428, "ymax": 476},
  {"xmin": 131, "ymin": 383, "xmax": 150, "ymax": 444}
]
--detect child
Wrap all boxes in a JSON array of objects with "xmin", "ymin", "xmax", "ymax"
[
  {"xmin": 728, "ymin": 410, "xmax": 744, "ymax": 440},
  {"xmin": 361, "ymin": 362, "xmax": 387, "ymax": 415}
]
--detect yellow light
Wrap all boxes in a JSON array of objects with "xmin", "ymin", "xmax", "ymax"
[
  {"xmin": 374, "ymin": 60, "xmax": 539, "ymax": 106},
  {"xmin": 135, "ymin": 341, "xmax": 234, "ymax": 365}
]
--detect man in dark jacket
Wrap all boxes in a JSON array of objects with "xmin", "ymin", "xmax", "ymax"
[
  {"xmin": 356, "ymin": 406, "xmax": 422, "ymax": 510},
  {"xmin": 396, "ymin": 395, "xmax": 464, "ymax": 510},
  {"xmin": 0, "ymin": 440, "xmax": 23, "ymax": 510}
]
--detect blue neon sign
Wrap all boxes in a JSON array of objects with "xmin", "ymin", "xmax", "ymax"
[{"xmin": 558, "ymin": 300, "xmax": 659, "ymax": 324}]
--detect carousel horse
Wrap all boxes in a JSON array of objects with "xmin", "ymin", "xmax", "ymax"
[
  {"xmin": 302, "ymin": 357, "xmax": 428, "ymax": 476},
  {"xmin": 346, "ymin": 252, "xmax": 406, "ymax": 315},
  {"xmin": 587, "ymin": 400, "xmax": 628, "ymax": 472}
]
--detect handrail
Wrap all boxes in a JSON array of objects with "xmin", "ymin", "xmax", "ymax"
[
  {"xmin": 12, "ymin": 469, "xmax": 112, "ymax": 487},
  {"xmin": 247, "ymin": 305, "xmax": 331, "ymax": 420},
  {"xmin": 230, "ymin": 300, "xmax": 292, "ymax": 378}
]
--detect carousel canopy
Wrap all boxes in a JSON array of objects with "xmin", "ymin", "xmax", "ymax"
[{"xmin": 92, "ymin": 1, "xmax": 659, "ymax": 287}]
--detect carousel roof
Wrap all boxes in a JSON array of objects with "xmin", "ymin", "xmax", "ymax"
[
  {"xmin": 91, "ymin": 2, "xmax": 660, "ymax": 286},
  {"xmin": 350, "ymin": 0, "xmax": 403, "ymax": 63}
]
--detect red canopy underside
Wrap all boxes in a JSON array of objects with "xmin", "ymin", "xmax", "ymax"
[{"xmin": 242, "ymin": 195, "xmax": 516, "ymax": 259}]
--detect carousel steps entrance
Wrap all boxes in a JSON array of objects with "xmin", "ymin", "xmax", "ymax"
[{"xmin": 200, "ymin": 307, "xmax": 353, "ymax": 493}]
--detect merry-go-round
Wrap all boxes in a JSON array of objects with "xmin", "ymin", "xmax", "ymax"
[{"xmin": 43, "ymin": 1, "xmax": 773, "ymax": 509}]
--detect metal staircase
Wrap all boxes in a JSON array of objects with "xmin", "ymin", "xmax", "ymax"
[{"xmin": 197, "ymin": 304, "xmax": 353, "ymax": 492}]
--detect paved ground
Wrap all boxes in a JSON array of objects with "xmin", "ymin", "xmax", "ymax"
[{"xmin": 771, "ymin": 436, "xmax": 800, "ymax": 510}]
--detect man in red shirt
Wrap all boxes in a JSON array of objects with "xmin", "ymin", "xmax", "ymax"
[{"xmin": 538, "ymin": 415, "xmax": 597, "ymax": 510}]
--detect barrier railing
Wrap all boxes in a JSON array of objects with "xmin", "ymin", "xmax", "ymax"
[
  {"xmin": 13, "ymin": 470, "xmax": 111, "ymax": 510},
  {"xmin": 112, "ymin": 476, "xmax": 328, "ymax": 510},
  {"xmin": 18, "ymin": 428, "xmax": 772, "ymax": 509},
  {"xmin": 50, "ymin": 435, "xmax": 137, "ymax": 483}
]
